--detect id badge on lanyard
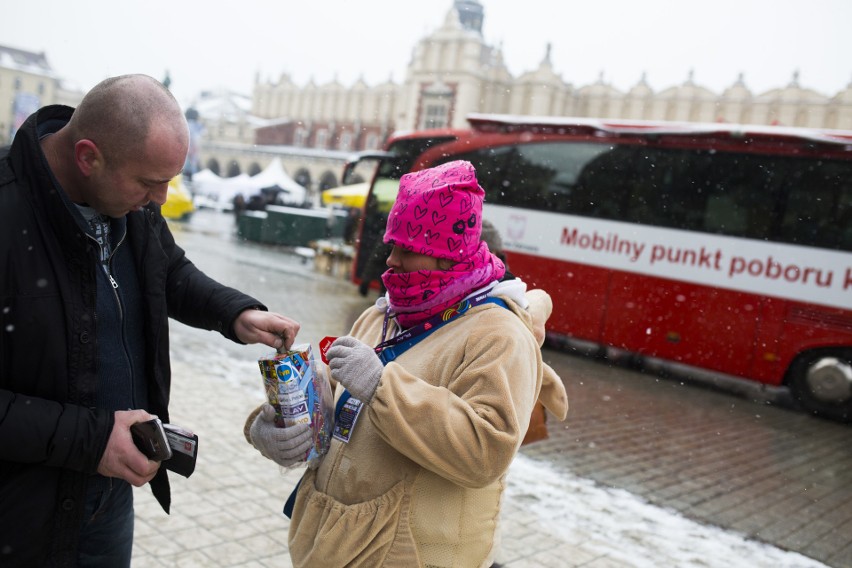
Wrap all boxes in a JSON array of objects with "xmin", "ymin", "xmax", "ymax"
[
  {"xmin": 332, "ymin": 394, "xmax": 363, "ymax": 443},
  {"xmin": 320, "ymin": 337, "xmax": 365, "ymax": 444}
]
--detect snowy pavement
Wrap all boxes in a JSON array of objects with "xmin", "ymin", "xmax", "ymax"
[
  {"xmin": 131, "ymin": 215, "xmax": 841, "ymax": 567},
  {"xmin": 133, "ymin": 319, "xmax": 830, "ymax": 567},
  {"xmin": 500, "ymin": 454, "xmax": 827, "ymax": 567}
]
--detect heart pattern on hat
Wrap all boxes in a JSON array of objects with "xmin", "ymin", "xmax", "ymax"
[
  {"xmin": 380, "ymin": 160, "xmax": 506, "ymax": 328},
  {"xmin": 384, "ymin": 160, "xmax": 485, "ymax": 263}
]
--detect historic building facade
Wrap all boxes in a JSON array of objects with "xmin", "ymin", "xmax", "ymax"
[
  {"xmin": 7, "ymin": 2, "xmax": 848, "ymax": 195},
  {"xmin": 0, "ymin": 44, "xmax": 83, "ymax": 145},
  {"xmin": 248, "ymin": 0, "xmax": 852, "ymax": 157}
]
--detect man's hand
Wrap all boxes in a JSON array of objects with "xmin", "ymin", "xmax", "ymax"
[
  {"xmin": 234, "ymin": 309, "xmax": 301, "ymax": 351},
  {"xmin": 97, "ymin": 410, "xmax": 162, "ymax": 486},
  {"xmin": 327, "ymin": 336, "xmax": 383, "ymax": 403},
  {"xmin": 249, "ymin": 404, "xmax": 313, "ymax": 467}
]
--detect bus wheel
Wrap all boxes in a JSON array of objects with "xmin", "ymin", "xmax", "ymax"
[{"xmin": 788, "ymin": 349, "xmax": 852, "ymax": 423}]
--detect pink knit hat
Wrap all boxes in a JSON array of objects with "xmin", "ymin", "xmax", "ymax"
[{"xmin": 383, "ymin": 160, "xmax": 484, "ymax": 262}]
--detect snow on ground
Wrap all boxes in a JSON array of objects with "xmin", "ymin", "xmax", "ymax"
[
  {"xmin": 505, "ymin": 453, "xmax": 827, "ymax": 568},
  {"xmin": 172, "ymin": 316, "xmax": 827, "ymax": 568}
]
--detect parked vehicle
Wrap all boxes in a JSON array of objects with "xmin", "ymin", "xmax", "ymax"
[
  {"xmin": 161, "ymin": 175, "xmax": 194, "ymax": 221},
  {"xmin": 344, "ymin": 114, "xmax": 852, "ymax": 422}
]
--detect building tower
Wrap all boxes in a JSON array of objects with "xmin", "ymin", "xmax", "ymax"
[{"xmin": 454, "ymin": 0, "xmax": 484, "ymax": 33}]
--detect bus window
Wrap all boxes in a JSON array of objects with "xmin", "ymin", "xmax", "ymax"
[
  {"xmin": 442, "ymin": 141, "xmax": 852, "ymax": 252},
  {"xmin": 448, "ymin": 142, "xmax": 617, "ymax": 216},
  {"xmin": 778, "ymin": 160, "xmax": 852, "ymax": 250},
  {"xmin": 686, "ymin": 151, "xmax": 776, "ymax": 239}
]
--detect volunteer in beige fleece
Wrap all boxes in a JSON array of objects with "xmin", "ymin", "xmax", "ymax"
[{"xmin": 246, "ymin": 161, "xmax": 568, "ymax": 567}]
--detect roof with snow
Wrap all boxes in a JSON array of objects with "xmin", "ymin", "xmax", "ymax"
[{"xmin": 0, "ymin": 44, "xmax": 57, "ymax": 77}]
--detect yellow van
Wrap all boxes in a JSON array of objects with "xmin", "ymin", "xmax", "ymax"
[
  {"xmin": 320, "ymin": 182, "xmax": 369, "ymax": 209},
  {"xmin": 161, "ymin": 175, "xmax": 194, "ymax": 220}
]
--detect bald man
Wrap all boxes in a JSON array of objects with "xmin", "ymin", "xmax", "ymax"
[{"xmin": 0, "ymin": 74, "xmax": 300, "ymax": 567}]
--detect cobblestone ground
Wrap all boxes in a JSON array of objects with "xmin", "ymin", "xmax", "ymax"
[{"xmin": 130, "ymin": 212, "xmax": 851, "ymax": 567}]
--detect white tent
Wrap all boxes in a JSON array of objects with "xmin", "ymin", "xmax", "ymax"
[
  {"xmin": 191, "ymin": 168, "xmax": 222, "ymax": 184},
  {"xmin": 250, "ymin": 158, "xmax": 306, "ymax": 203},
  {"xmin": 190, "ymin": 158, "xmax": 307, "ymax": 210},
  {"xmin": 190, "ymin": 170, "xmax": 251, "ymax": 211}
]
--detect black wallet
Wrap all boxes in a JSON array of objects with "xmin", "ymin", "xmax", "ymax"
[{"xmin": 131, "ymin": 419, "xmax": 199, "ymax": 478}]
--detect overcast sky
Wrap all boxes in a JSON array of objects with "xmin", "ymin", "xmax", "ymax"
[{"xmin": 3, "ymin": 0, "xmax": 851, "ymax": 108}]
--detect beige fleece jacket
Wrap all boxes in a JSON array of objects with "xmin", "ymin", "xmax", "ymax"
[
  {"xmin": 525, "ymin": 288, "xmax": 569, "ymax": 421},
  {"xmin": 287, "ymin": 294, "xmax": 545, "ymax": 567}
]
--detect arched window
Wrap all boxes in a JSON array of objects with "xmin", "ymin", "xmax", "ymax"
[
  {"xmin": 319, "ymin": 171, "xmax": 338, "ymax": 191},
  {"xmin": 226, "ymin": 160, "xmax": 241, "ymax": 178},
  {"xmin": 295, "ymin": 168, "xmax": 312, "ymax": 191}
]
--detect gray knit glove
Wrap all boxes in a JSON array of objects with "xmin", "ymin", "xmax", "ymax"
[
  {"xmin": 327, "ymin": 336, "xmax": 383, "ymax": 403},
  {"xmin": 249, "ymin": 403, "xmax": 313, "ymax": 467}
]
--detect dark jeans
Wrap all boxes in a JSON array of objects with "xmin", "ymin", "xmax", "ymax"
[{"xmin": 77, "ymin": 476, "xmax": 134, "ymax": 568}]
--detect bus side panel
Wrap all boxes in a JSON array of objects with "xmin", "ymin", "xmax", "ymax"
[
  {"xmin": 750, "ymin": 297, "xmax": 787, "ymax": 385},
  {"xmin": 776, "ymin": 302, "xmax": 852, "ymax": 382},
  {"xmin": 601, "ymin": 272, "xmax": 760, "ymax": 380},
  {"xmin": 506, "ymin": 252, "xmax": 609, "ymax": 344}
]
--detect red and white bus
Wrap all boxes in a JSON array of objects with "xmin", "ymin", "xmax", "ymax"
[{"xmin": 344, "ymin": 114, "xmax": 852, "ymax": 422}]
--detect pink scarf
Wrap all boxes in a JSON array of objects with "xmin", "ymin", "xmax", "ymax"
[{"xmin": 381, "ymin": 241, "xmax": 506, "ymax": 329}]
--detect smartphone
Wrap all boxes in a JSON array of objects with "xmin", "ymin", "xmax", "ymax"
[{"xmin": 131, "ymin": 418, "xmax": 173, "ymax": 461}]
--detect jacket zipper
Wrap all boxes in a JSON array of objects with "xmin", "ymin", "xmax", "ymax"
[{"xmin": 87, "ymin": 229, "xmax": 136, "ymax": 407}]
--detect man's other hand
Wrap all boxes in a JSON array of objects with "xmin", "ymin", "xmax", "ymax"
[{"xmin": 97, "ymin": 409, "xmax": 162, "ymax": 486}]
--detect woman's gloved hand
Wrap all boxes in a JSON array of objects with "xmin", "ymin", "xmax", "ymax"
[
  {"xmin": 327, "ymin": 336, "xmax": 383, "ymax": 403},
  {"xmin": 249, "ymin": 403, "xmax": 312, "ymax": 466}
]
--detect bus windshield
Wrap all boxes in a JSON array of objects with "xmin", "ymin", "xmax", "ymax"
[{"xmin": 354, "ymin": 135, "xmax": 456, "ymax": 280}]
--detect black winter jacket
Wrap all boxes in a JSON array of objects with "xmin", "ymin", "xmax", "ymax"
[{"xmin": 0, "ymin": 105, "xmax": 264, "ymax": 566}]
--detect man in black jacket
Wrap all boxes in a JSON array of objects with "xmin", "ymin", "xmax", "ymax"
[{"xmin": 0, "ymin": 74, "xmax": 301, "ymax": 567}]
